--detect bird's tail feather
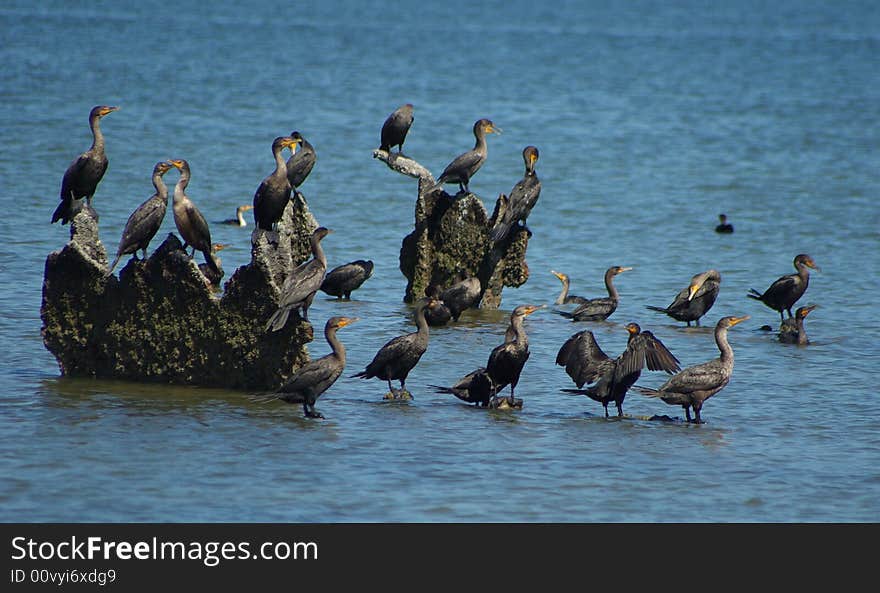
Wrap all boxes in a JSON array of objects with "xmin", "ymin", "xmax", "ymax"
[
  {"xmin": 203, "ymin": 250, "xmax": 221, "ymax": 275},
  {"xmin": 108, "ymin": 254, "xmax": 122, "ymax": 275},
  {"xmin": 633, "ymin": 385, "xmax": 660, "ymax": 397},
  {"xmin": 554, "ymin": 310, "xmax": 574, "ymax": 319},
  {"xmin": 265, "ymin": 307, "xmax": 290, "ymax": 332},
  {"xmin": 747, "ymin": 289, "xmax": 763, "ymax": 300},
  {"xmin": 645, "ymin": 305, "xmax": 667, "ymax": 313},
  {"xmin": 490, "ymin": 222, "xmax": 511, "ymax": 243},
  {"xmin": 249, "ymin": 392, "xmax": 281, "ymax": 404}
]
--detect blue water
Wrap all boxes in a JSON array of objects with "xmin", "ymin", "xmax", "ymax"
[{"xmin": 1, "ymin": 0, "xmax": 878, "ymax": 522}]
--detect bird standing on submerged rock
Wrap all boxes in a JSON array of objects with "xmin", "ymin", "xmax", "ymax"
[
  {"xmin": 431, "ymin": 367, "xmax": 495, "ymax": 407},
  {"xmin": 254, "ymin": 316, "xmax": 358, "ymax": 418},
  {"xmin": 556, "ymin": 266, "xmax": 632, "ymax": 322},
  {"xmin": 265, "ymin": 227, "xmax": 332, "ymax": 330},
  {"xmin": 438, "ymin": 277, "xmax": 481, "ymax": 321},
  {"xmin": 486, "ymin": 304, "xmax": 543, "ymax": 406},
  {"xmin": 108, "ymin": 161, "xmax": 173, "ymax": 275},
  {"xmin": 490, "ymin": 145, "xmax": 541, "ymax": 242},
  {"xmin": 220, "ymin": 204, "xmax": 254, "ymax": 226},
  {"xmin": 748, "ymin": 254, "xmax": 819, "ymax": 321},
  {"xmin": 779, "ymin": 305, "xmax": 817, "ymax": 345},
  {"xmin": 646, "ymin": 269, "xmax": 722, "ymax": 327},
  {"xmin": 380, "ymin": 103, "xmax": 414, "ymax": 154},
  {"xmin": 635, "ymin": 315, "xmax": 749, "ymax": 423},
  {"xmin": 285, "ymin": 131, "xmax": 316, "ymax": 200},
  {"xmin": 551, "ymin": 270, "xmax": 590, "ymax": 305},
  {"xmin": 253, "ymin": 136, "xmax": 301, "ymax": 231},
  {"xmin": 52, "ymin": 105, "xmax": 119, "ymax": 225},
  {"xmin": 320, "ymin": 260, "xmax": 374, "ymax": 300},
  {"xmin": 715, "ymin": 213, "xmax": 734, "ymax": 233},
  {"xmin": 167, "ymin": 159, "xmax": 221, "ymax": 277},
  {"xmin": 352, "ymin": 299, "xmax": 435, "ymax": 400},
  {"xmin": 558, "ymin": 323, "xmax": 680, "ymax": 417},
  {"xmin": 428, "ymin": 118, "xmax": 500, "ymax": 195}
]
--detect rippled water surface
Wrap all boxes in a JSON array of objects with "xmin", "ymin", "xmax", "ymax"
[{"xmin": 1, "ymin": 0, "xmax": 878, "ymax": 522}]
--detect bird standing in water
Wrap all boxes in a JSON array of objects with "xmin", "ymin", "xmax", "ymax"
[
  {"xmin": 555, "ymin": 266, "xmax": 632, "ymax": 322},
  {"xmin": 747, "ymin": 254, "xmax": 819, "ymax": 321},
  {"xmin": 379, "ymin": 103, "xmax": 414, "ymax": 154},
  {"xmin": 254, "ymin": 316, "xmax": 358, "ymax": 419},
  {"xmin": 635, "ymin": 315, "xmax": 749, "ymax": 423},
  {"xmin": 428, "ymin": 118, "xmax": 500, "ymax": 195},
  {"xmin": 486, "ymin": 304, "xmax": 543, "ymax": 405},
  {"xmin": 551, "ymin": 270, "xmax": 590, "ymax": 306},
  {"xmin": 715, "ymin": 213, "xmax": 734, "ymax": 233},
  {"xmin": 779, "ymin": 305, "xmax": 817, "ymax": 345},
  {"xmin": 108, "ymin": 161, "xmax": 173, "ymax": 275},
  {"xmin": 646, "ymin": 269, "xmax": 722, "ymax": 327},
  {"xmin": 219, "ymin": 204, "xmax": 254, "ymax": 227},
  {"xmin": 167, "ymin": 159, "xmax": 221, "ymax": 277},
  {"xmin": 52, "ymin": 105, "xmax": 119, "ymax": 225}
]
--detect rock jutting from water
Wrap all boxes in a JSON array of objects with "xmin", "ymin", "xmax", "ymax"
[
  {"xmin": 373, "ymin": 150, "xmax": 531, "ymax": 308},
  {"xmin": 40, "ymin": 197, "xmax": 319, "ymax": 391}
]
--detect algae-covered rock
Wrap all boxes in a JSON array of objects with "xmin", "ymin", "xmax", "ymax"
[
  {"xmin": 41, "ymin": 197, "xmax": 318, "ymax": 391},
  {"xmin": 374, "ymin": 150, "xmax": 531, "ymax": 308}
]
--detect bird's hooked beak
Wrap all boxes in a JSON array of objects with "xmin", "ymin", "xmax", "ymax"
[
  {"xmin": 618, "ymin": 267, "xmax": 633, "ymax": 274},
  {"xmin": 801, "ymin": 304, "xmax": 818, "ymax": 317},
  {"xmin": 167, "ymin": 159, "xmax": 184, "ymax": 170},
  {"xmin": 523, "ymin": 304, "xmax": 545, "ymax": 316},
  {"xmin": 806, "ymin": 259, "xmax": 821, "ymax": 272},
  {"xmin": 687, "ymin": 278, "xmax": 705, "ymax": 301},
  {"xmin": 625, "ymin": 323, "xmax": 640, "ymax": 334},
  {"xmin": 337, "ymin": 317, "xmax": 359, "ymax": 328},
  {"xmin": 551, "ymin": 270, "xmax": 566, "ymax": 282},
  {"xmin": 486, "ymin": 123, "xmax": 502, "ymax": 134},
  {"xmin": 728, "ymin": 315, "xmax": 750, "ymax": 327},
  {"xmin": 101, "ymin": 106, "xmax": 120, "ymax": 116},
  {"xmin": 212, "ymin": 243, "xmax": 229, "ymax": 253}
]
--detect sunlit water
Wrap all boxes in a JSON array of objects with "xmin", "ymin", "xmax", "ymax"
[{"xmin": 1, "ymin": 0, "xmax": 878, "ymax": 522}]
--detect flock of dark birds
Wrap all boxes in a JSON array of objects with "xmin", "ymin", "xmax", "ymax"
[{"xmin": 51, "ymin": 104, "xmax": 820, "ymax": 422}]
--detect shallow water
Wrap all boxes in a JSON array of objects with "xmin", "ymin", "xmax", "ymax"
[{"xmin": 1, "ymin": 0, "xmax": 878, "ymax": 522}]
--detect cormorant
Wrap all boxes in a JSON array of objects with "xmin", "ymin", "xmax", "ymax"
[
  {"xmin": 199, "ymin": 243, "xmax": 228, "ymax": 287},
  {"xmin": 320, "ymin": 259, "xmax": 374, "ymax": 299},
  {"xmin": 430, "ymin": 367, "xmax": 495, "ymax": 407},
  {"xmin": 551, "ymin": 270, "xmax": 590, "ymax": 305},
  {"xmin": 490, "ymin": 145, "xmax": 541, "ymax": 242},
  {"xmin": 351, "ymin": 299, "xmax": 435, "ymax": 399},
  {"xmin": 108, "ymin": 161, "xmax": 173, "ymax": 274},
  {"xmin": 486, "ymin": 304, "xmax": 543, "ymax": 403},
  {"xmin": 747, "ymin": 254, "xmax": 819, "ymax": 321},
  {"xmin": 779, "ymin": 305, "xmax": 817, "ymax": 345},
  {"xmin": 646, "ymin": 269, "xmax": 722, "ymax": 327},
  {"xmin": 167, "ymin": 159, "xmax": 221, "ymax": 277},
  {"xmin": 219, "ymin": 204, "xmax": 254, "ymax": 226},
  {"xmin": 715, "ymin": 213, "xmax": 734, "ymax": 233},
  {"xmin": 557, "ymin": 323, "xmax": 681, "ymax": 417},
  {"xmin": 428, "ymin": 119, "xmax": 500, "ymax": 195},
  {"xmin": 285, "ymin": 131, "xmax": 316, "ymax": 197},
  {"xmin": 423, "ymin": 285, "xmax": 453, "ymax": 327},
  {"xmin": 253, "ymin": 135, "xmax": 301, "ymax": 231},
  {"xmin": 438, "ymin": 277, "xmax": 481, "ymax": 321},
  {"xmin": 52, "ymin": 105, "xmax": 119, "ymax": 225},
  {"xmin": 635, "ymin": 315, "xmax": 749, "ymax": 423},
  {"xmin": 379, "ymin": 103, "xmax": 414, "ymax": 154},
  {"xmin": 254, "ymin": 316, "xmax": 359, "ymax": 418},
  {"xmin": 265, "ymin": 227, "xmax": 332, "ymax": 330},
  {"xmin": 555, "ymin": 266, "xmax": 632, "ymax": 322}
]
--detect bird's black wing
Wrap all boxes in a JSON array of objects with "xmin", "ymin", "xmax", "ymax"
[{"xmin": 555, "ymin": 330, "xmax": 612, "ymax": 387}]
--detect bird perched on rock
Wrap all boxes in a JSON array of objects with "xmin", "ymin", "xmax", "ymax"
[
  {"xmin": 428, "ymin": 118, "xmax": 500, "ymax": 195},
  {"xmin": 635, "ymin": 315, "xmax": 749, "ymax": 423},
  {"xmin": 285, "ymin": 131, "xmax": 316, "ymax": 199},
  {"xmin": 253, "ymin": 135, "xmax": 301, "ymax": 231},
  {"xmin": 52, "ymin": 105, "xmax": 119, "ymax": 225},
  {"xmin": 379, "ymin": 103, "xmax": 414, "ymax": 154},
  {"xmin": 490, "ymin": 145, "xmax": 541, "ymax": 242},
  {"xmin": 747, "ymin": 254, "xmax": 819, "ymax": 321},
  {"xmin": 558, "ymin": 323, "xmax": 680, "ymax": 417},
  {"xmin": 265, "ymin": 227, "xmax": 332, "ymax": 330},
  {"xmin": 320, "ymin": 260, "xmax": 374, "ymax": 300},
  {"xmin": 486, "ymin": 304, "xmax": 543, "ymax": 405},
  {"xmin": 646, "ymin": 269, "xmax": 721, "ymax": 327},
  {"xmin": 167, "ymin": 159, "xmax": 221, "ymax": 277}
]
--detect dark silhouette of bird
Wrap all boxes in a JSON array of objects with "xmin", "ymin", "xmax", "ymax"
[
  {"xmin": 555, "ymin": 266, "xmax": 632, "ymax": 322},
  {"xmin": 551, "ymin": 270, "xmax": 590, "ymax": 305},
  {"xmin": 320, "ymin": 260, "xmax": 374, "ymax": 300},
  {"xmin": 427, "ymin": 118, "xmax": 500, "ymax": 195},
  {"xmin": 779, "ymin": 304, "xmax": 817, "ymax": 345},
  {"xmin": 490, "ymin": 145, "xmax": 541, "ymax": 242},
  {"xmin": 715, "ymin": 213, "xmax": 734, "ymax": 233},
  {"xmin": 747, "ymin": 254, "xmax": 819, "ymax": 321},
  {"xmin": 646, "ymin": 269, "xmax": 722, "ymax": 327},
  {"xmin": 265, "ymin": 227, "xmax": 332, "ymax": 330},
  {"xmin": 486, "ymin": 304, "xmax": 543, "ymax": 403},
  {"xmin": 167, "ymin": 159, "xmax": 221, "ymax": 277},
  {"xmin": 285, "ymin": 131, "xmax": 316, "ymax": 198},
  {"xmin": 379, "ymin": 103, "xmax": 414, "ymax": 154},
  {"xmin": 253, "ymin": 135, "xmax": 301, "ymax": 231}
]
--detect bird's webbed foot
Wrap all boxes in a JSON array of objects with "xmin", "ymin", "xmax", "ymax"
[{"xmin": 304, "ymin": 409, "xmax": 325, "ymax": 419}]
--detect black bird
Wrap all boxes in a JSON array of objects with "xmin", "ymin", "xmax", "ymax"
[
  {"xmin": 551, "ymin": 270, "xmax": 590, "ymax": 305},
  {"xmin": 747, "ymin": 254, "xmax": 819, "ymax": 321},
  {"xmin": 285, "ymin": 131, "xmax": 316, "ymax": 197},
  {"xmin": 219, "ymin": 204, "xmax": 254, "ymax": 226},
  {"xmin": 438, "ymin": 277, "xmax": 481, "ymax": 321},
  {"xmin": 108, "ymin": 161, "xmax": 173, "ymax": 274},
  {"xmin": 265, "ymin": 227, "xmax": 332, "ymax": 330},
  {"xmin": 556, "ymin": 266, "xmax": 632, "ymax": 322},
  {"xmin": 428, "ymin": 118, "xmax": 500, "ymax": 195},
  {"xmin": 779, "ymin": 304, "xmax": 817, "ymax": 345},
  {"xmin": 635, "ymin": 315, "xmax": 749, "ymax": 423},
  {"xmin": 715, "ymin": 213, "xmax": 734, "ymax": 233},
  {"xmin": 423, "ymin": 285, "xmax": 453, "ymax": 327},
  {"xmin": 431, "ymin": 367, "xmax": 495, "ymax": 407},
  {"xmin": 167, "ymin": 159, "xmax": 221, "ymax": 277},
  {"xmin": 352, "ymin": 299, "xmax": 435, "ymax": 400},
  {"xmin": 490, "ymin": 145, "xmax": 541, "ymax": 242},
  {"xmin": 486, "ymin": 304, "xmax": 543, "ymax": 403},
  {"xmin": 646, "ymin": 269, "xmax": 722, "ymax": 327},
  {"xmin": 379, "ymin": 103, "xmax": 414, "ymax": 154},
  {"xmin": 52, "ymin": 105, "xmax": 119, "ymax": 224},
  {"xmin": 558, "ymin": 323, "xmax": 681, "ymax": 418},
  {"xmin": 253, "ymin": 316, "xmax": 358, "ymax": 418},
  {"xmin": 320, "ymin": 260, "xmax": 374, "ymax": 300},
  {"xmin": 199, "ymin": 243, "xmax": 228, "ymax": 288},
  {"xmin": 253, "ymin": 135, "xmax": 301, "ymax": 231}
]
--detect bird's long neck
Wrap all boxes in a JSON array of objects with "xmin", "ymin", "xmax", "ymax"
[
  {"xmin": 715, "ymin": 325, "xmax": 734, "ymax": 364},
  {"xmin": 605, "ymin": 272, "xmax": 619, "ymax": 300},
  {"xmin": 310, "ymin": 236, "xmax": 327, "ymax": 268},
  {"xmin": 236, "ymin": 208, "xmax": 246, "ymax": 226},
  {"xmin": 555, "ymin": 279, "xmax": 570, "ymax": 305},
  {"xmin": 153, "ymin": 172, "xmax": 169, "ymax": 204},
  {"xmin": 415, "ymin": 306, "xmax": 430, "ymax": 339},
  {"xmin": 796, "ymin": 318, "xmax": 808, "ymax": 345},
  {"xmin": 473, "ymin": 127, "xmax": 487, "ymax": 155},
  {"xmin": 173, "ymin": 167, "xmax": 190, "ymax": 205},
  {"xmin": 273, "ymin": 144, "xmax": 287, "ymax": 178},
  {"xmin": 325, "ymin": 326, "xmax": 346, "ymax": 364},
  {"xmin": 509, "ymin": 315, "xmax": 528, "ymax": 348},
  {"xmin": 89, "ymin": 113, "xmax": 105, "ymax": 154},
  {"xmin": 796, "ymin": 261, "xmax": 811, "ymax": 286}
]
